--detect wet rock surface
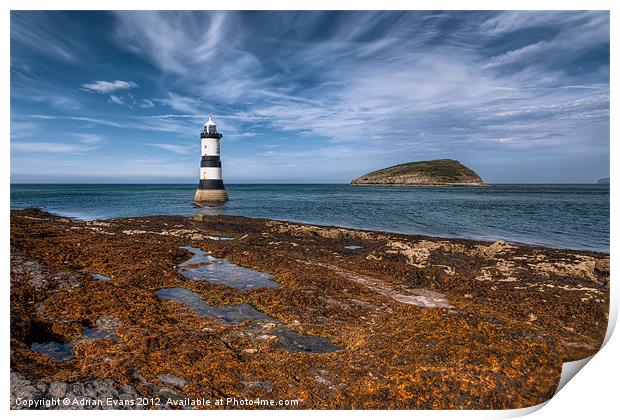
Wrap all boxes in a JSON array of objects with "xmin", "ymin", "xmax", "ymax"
[{"xmin": 10, "ymin": 208, "xmax": 609, "ymax": 409}]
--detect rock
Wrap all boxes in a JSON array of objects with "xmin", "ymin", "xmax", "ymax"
[
  {"xmin": 475, "ymin": 240, "xmax": 513, "ymax": 258},
  {"xmin": 532, "ymin": 256, "xmax": 604, "ymax": 283},
  {"xmin": 10, "ymin": 369, "xmax": 145, "ymax": 410},
  {"xmin": 386, "ymin": 240, "xmax": 434, "ymax": 267},
  {"xmin": 158, "ymin": 374, "xmax": 187, "ymax": 388},
  {"xmin": 92, "ymin": 379, "xmax": 119, "ymax": 401},
  {"xmin": 48, "ymin": 381, "xmax": 67, "ymax": 398},
  {"xmin": 10, "ymin": 371, "xmax": 45, "ymax": 409},
  {"xmin": 118, "ymin": 384, "xmax": 141, "ymax": 406},
  {"xmin": 242, "ymin": 348, "xmax": 259, "ymax": 354},
  {"xmin": 193, "ymin": 214, "xmax": 204, "ymax": 222},
  {"xmin": 131, "ymin": 370, "xmax": 186, "ymax": 408},
  {"xmin": 95, "ymin": 315, "xmax": 122, "ymax": 330},
  {"xmin": 258, "ymin": 334, "xmax": 277, "ymax": 340},
  {"xmin": 241, "ymin": 380, "xmax": 273, "ymax": 393}
]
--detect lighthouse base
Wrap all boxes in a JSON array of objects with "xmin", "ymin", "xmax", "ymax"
[{"xmin": 194, "ymin": 189, "xmax": 229, "ymax": 203}]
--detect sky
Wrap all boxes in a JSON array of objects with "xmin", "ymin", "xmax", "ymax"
[{"xmin": 10, "ymin": 11, "xmax": 610, "ymax": 183}]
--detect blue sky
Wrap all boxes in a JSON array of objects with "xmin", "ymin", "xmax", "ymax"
[{"xmin": 10, "ymin": 11, "xmax": 609, "ymax": 183}]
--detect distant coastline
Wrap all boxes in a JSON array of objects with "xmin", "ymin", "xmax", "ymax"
[{"xmin": 597, "ymin": 177, "xmax": 610, "ymax": 184}]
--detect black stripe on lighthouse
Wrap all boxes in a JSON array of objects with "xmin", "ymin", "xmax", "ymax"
[
  {"xmin": 201, "ymin": 157, "xmax": 222, "ymax": 168},
  {"xmin": 198, "ymin": 179, "xmax": 225, "ymax": 190}
]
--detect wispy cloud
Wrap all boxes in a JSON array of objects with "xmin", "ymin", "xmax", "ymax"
[
  {"xmin": 72, "ymin": 133, "xmax": 104, "ymax": 145},
  {"xmin": 113, "ymin": 11, "xmax": 267, "ymax": 102},
  {"xmin": 11, "ymin": 12, "xmax": 82, "ymax": 62},
  {"xmin": 140, "ymin": 99, "xmax": 155, "ymax": 108},
  {"xmin": 155, "ymin": 93, "xmax": 202, "ymax": 114},
  {"xmin": 145, "ymin": 143, "xmax": 193, "ymax": 154},
  {"xmin": 11, "ymin": 142, "xmax": 88, "ymax": 153},
  {"xmin": 11, "ymin": 69, "xmax": 82, "ymax": 111},
  {"xmin": 81, "ymin": 80, "xmax": 139, "ymax": 94},
  {"xmin": 10, "ymin": 121, "xmax": 39, "ymax": 140}
]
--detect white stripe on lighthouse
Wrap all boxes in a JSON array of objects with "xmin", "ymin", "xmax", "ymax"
[
  {"xmin": 200, "ymin": 167, "xmax": 222, "ymax": 179},
  {"xmin": 202, "ymin": 138, "xmax": 220, "ymax": 156}
]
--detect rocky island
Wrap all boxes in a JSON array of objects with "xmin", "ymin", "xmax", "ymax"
[{"xmin": 351, "ymin": 159, "xmax": 484, "ymax": 186}]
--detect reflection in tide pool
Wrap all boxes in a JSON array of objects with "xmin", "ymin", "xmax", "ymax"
[
  {"xmin": 156, "ymin": 287, "xmax": 340, "ymax": 353},
  {"xmin": 31, "ymin": 341, "xmax": 73, "ymax": 361},
  {"xmin": 178, "ymin": 246, "xmax": 278, "ymax": 290},
  {"xmin": 157, "ymin": 287, "xmax": 270, "ymax": 324}
]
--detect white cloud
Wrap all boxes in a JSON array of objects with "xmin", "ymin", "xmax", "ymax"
[
  {"xmin": 81, "ymin": 80, "xmax": 139, "ymax": 94},
  {"xmin": 80, "ymin": 80, "xmax": 139, "ymax": 107},
  {"xmin": 108, "ymin": 95, "xmax": 126, "ymax": 106},
  {"xmin": 483, "ymin": 41, "xmax": 552, "ymax": 68}
]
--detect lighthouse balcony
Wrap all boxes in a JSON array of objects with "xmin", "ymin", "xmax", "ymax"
[{"xmin": 201, "ymin": 132, "xmax": 222, "ymax": 139}]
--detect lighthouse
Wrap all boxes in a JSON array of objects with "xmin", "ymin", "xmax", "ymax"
[{"xmin": 194, "ymin": 115, "xmax": 229, "ymax": 203}]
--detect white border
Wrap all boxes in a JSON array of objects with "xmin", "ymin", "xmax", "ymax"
[{"xmin": 2, "ymin": 1, "xmax": 617, "ymax": 419}]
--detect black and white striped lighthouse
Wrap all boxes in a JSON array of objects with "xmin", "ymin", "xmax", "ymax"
[{"xmin": 194, "ymin": 115, "xmax": 229, "ymax": 203}]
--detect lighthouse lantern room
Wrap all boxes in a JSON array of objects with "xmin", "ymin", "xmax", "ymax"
[{"xmin": 194, "ymin": 115, "xmax": 229, "ymax": 203}]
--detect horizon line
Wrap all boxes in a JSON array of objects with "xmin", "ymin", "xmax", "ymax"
[{"xmin": 10, "ymin": 182, "xmax": 609, "ymax": 186}]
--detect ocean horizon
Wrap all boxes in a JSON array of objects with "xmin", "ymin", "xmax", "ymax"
[{"xmin": 11, "ymin": 183, "xmax": 610, "ymax": 253}]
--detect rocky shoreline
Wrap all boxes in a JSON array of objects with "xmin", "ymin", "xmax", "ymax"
[{"xmin": 10, "ymin": 209, "xmax": 609, "ymax": 409}]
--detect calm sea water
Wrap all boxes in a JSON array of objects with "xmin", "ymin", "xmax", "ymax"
[{"xmin": 10, "ymin": 184, "xmax": 609, "ymax": 253}]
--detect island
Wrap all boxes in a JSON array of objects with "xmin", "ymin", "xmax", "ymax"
[
  {"xmin": 351, "ymin": 159, "xmax": 485, "ymax": 186},
  {"xmin": 597, "ymin": 177, "xmax": 610, "ymax": 184}
]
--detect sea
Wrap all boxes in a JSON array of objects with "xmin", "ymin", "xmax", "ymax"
[{"xmin": 10, "ymin": 184, "xmax": 610, "ymax": 253}]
